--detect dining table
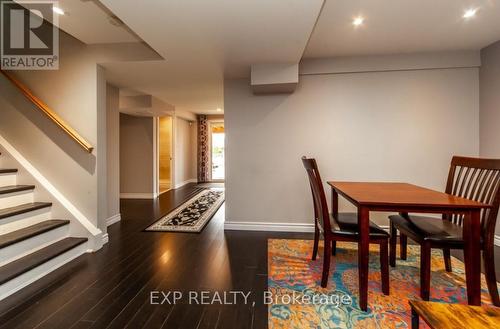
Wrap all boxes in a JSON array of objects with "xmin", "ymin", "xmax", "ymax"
[{"xmin": 327, "ymin": 181, "xmax": 492, "ymax": 312}]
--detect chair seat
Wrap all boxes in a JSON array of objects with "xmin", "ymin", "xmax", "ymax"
[
  {"xmin": 389, "ymin": 214, "xmax": 481, "ymax": 247},
  {"xmin": 329, "ymin": 212, "xmax": 389, "ymax": 239}
]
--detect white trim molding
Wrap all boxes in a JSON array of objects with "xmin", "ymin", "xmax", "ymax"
[
  {"xmin": 106, "ymin": 213, "xmax": 121, "ymax": 227},
  {"xmin": 300, "ymin": 50, "xmax": 480, "ymax": 76},
  {"xmin": 101, "ymin": 233, "xmax": 109, "ymax": 245},
  {"xmin": 224, "ymin": 221, "xmax": 314, "ymax": 233},
  {"xmin": 174, "ymin": 178, "xmax": 197, "ymax": 189},
  {"xmin": 223, "ymin": 223, "xmax": 500, "ymax": 247},
  {"xmin": 120, "ymin": 193, "xmax": 156, "ymax": 199}
]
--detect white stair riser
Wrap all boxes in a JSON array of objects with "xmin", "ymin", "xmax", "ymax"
[
  {"xmin": 0, "ymin": 191, "xmax": 34, "ymax": 209},
  {"xmin": 0, "ymin": 173, "xmax": 16, "ymax": 186},
  {"xmin": 0, "ymin": 242, "xmax": 88, "ymax": 300},
  {"xmin": 0, "ymin": 225, "xmax": 70, "ymax": 266},
  {"xmin": 0, "ymin": 208, "xmax": 52, "ymax": 234}
]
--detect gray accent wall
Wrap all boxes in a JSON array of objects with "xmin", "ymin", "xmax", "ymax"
[
  {"xmin": 480, "ymin": 40, "xmax": 500, "ymax": 235},
  {"xmin": 119, "ymin": 114, "xmax": 155, "ymax": 195},
  {"xmin": 225, "ymin": 62, "xmax": 479, "ymax": 227}
]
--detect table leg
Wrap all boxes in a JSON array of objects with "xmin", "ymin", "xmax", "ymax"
[
  {"xmin": 331, "ymin": 188, "xmax": 338, "ymax": 220},
  {"xmin": 358, "ymin": 206, "xmax": 369, "ymax": 311},
  {"xmin": 463, "ymin": 209, "xmax": 481, "ymax": 306},
  {"xmin": 411, "ymin": 306, "xmax": 419, "ymax": 329}
]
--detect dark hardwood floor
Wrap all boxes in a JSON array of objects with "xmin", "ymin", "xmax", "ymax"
[
  {"xmin": 0, "ymin": 183, "xmax": 499, "ymax": 329},
  {"xmin": 0, "ymin": 184, "xmax": 308, "ymax": 329}
]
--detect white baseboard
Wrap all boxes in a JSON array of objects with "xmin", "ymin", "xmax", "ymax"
[
  {"xmin": 174, "ymin": 179, "xmax": 197, "ymax": 189},
  {"xmin": 120, "ymin": 193, "xmax": 155, "ymax": 199},
  {"xmin": 224, "ymin": 219, "xmax": 500, "ymax": 246},
  {"xmin": 224, "ymin": 221, "xmax": 315, "ymax": 233},
  {"xmin": 102, "ymin": 233, "xmax": 109, "ymax": 245},
  {"xmin": 106, "ymin": 213, "xmax": 121, "ymax": 227}
]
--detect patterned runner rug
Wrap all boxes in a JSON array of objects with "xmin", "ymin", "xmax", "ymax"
[
  {"xmin": 268, "ymin": 239, "xmax": 498, "ymax": 329},
  {"xmin": 146, "ymin": 189, "xmax": 224, "ymax": 232}
]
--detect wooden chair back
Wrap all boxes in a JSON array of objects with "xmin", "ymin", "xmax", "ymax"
[
  {"xmin": 444, "ymin": 156, "xmax": 500, "ymax": 244},
  {"xmin": 301, "ymin": 157, "xmax": 332, "ymax": 233}
]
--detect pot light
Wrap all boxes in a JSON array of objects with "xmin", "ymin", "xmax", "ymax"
[
  {"xmin": 53, "ymin": 7, "xmax": 65, "ymax": 15},
  {"xmin": 216, "ymin": 108, "xmax": 222, "ymax": 112},
  {"xmin": 463, "ymin": 8, "xmax": 477, "ymax": 19},
  {"xmin": 353, "ymin": 16, "xmax": 364, "ymax": 26}
]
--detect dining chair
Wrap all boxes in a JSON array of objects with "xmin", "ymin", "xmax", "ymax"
[
  {"xmin": 301, "ymin": 156, "xmax": 390, "ymax": 292},
  {"xmin": 389, "ymin": 156, "xmax": 500, "ymax": 306}
]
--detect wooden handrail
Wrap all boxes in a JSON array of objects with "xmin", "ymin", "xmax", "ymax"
[{"xmin": 0, "ymin": 70, "xmax": 94, "ymax": 153}]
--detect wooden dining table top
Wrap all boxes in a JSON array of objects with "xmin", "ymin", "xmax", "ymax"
[{"xmin": 327, "ymin": 182, "xmax": 491, "ymax": 209}]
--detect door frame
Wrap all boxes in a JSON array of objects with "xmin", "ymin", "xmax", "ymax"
[
  {"xmin": 154, "ymin": 115, "xmax": 175, "ymax": 196},
  {"xmin": 207, "ymin": 120, "xmax": 225, "ymax": 182}
]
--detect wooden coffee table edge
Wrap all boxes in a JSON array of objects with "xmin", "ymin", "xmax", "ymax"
[{"xmin": 409, "ymin": 300, "xmax": 500, "ymax": 329}]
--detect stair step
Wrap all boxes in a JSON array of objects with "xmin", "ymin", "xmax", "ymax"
[
  {"xmin": 0, "ymin": 220, "xmax": 70, "ymax": 249},
  {"xmin": 0, "ymin": 185, "xmax": 35, "ymax": 195},
  {"xmin": 0, "ymin": 169, "xmax": 18, "ymax": 174},
  {"xmin": 0, "ymin": 202, "xmax": 52, "ymax": 220},
  {"xmin": 0, "ymin": 237, "xmax": 87, "ymax": 285}
]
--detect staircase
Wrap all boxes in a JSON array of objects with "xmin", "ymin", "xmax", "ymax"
[{"xmin": 0, "ymin": 152, "xmax": 88, "ymax": 299}]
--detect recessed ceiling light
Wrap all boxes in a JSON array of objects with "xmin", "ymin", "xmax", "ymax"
[
  {"xmin": 53, "ymin": 7, "xmax": 65, "ymax": 15},
  {"xmin": 463, "ymin": 8, "xmax": 477, "ymax": 19},
  {"xmin": 353, "ymin": 16, "xmax": 364, "ymax": 26},
  {"xmin": 216, "ymin": 108, "xmax": 222, "ymax": 112}
]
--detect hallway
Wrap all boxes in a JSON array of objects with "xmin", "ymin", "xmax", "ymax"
[{"xmin": 0, "ymin": 184, "xmax": 306, "ymax": 329}]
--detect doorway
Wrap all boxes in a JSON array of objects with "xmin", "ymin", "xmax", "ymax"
[
  {"xmin": 159, "ymin": 116, "xmax": 173, "ymax": 193},
  {"xmin": 209, "ymin": 122, "xmax": 225, "ymax": 181}
]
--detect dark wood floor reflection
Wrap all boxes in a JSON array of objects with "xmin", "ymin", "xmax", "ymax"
[
  {"xmin": 0, "ymin": 184, "xmax": 308, "ymax": 329},
  {"xmin": 0, "ymin": 183, "xmax": 499, "ymax": 329}
]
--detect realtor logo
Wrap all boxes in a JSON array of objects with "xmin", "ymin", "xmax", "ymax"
[{"xmin": 1, "ymin": 0, "xmax": 59, "ymax": 70}]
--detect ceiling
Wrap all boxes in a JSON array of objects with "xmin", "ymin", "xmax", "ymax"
[
  {"xmin": 21, "ymin": 0, "xmax": 140, "ymax": 44},
  {"xmin": 48, "ymin": 0, "xmax": 500, "ymax": 114},
  {"xmin": 304, "ymin": 0, "xmax": 500, "ymax": 58},
  {"xmin": 98, "ymin": 0, "xmax": 324, "ymax": 114},
  {"xmin": 102, "ymin": 60, "xmax": 225, "ymax": 115}
]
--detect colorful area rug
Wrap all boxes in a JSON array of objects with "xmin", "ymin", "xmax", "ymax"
[
  {"xmin": 268, "ymin": 239, "xmax": 499, "ymax": 328},
  {"xmin": 146, "ymin": 189, "xmax": 224, "ymax": 232}
]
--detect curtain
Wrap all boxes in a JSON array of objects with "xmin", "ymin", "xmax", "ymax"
[{"xmin": 197, "ymin": 115, "xmax": 209, "ymax": 182}]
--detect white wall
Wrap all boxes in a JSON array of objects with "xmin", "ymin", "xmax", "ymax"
[
  {"xmin": 0, "ymin": 31, "xmax": 101, "ymax": 229},
  {"xmin": 225, "ymin": 65, "xmax": 479, "ymax": 228},
  {"xmin": 480, "ymin": 40, "xmax": 500, "ymax": 235},
  {"xmin": 174, "ymin": 117, "xmax": 197, "ymax": 187},
  {"xmin": 0, "ymin": 30, "xmax": 157, "ymax": 236},
  {"xmin": 106, "ymin": 84, "xmax": 120, "ymax": 222}
]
